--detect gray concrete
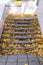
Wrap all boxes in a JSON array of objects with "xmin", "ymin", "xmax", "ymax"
[
  {"xmin": 0, "ymin": 4, "xmax": 9, "ymax": 39},
  {"xmin": 0, "ymin": 54, "xmax": 42, "ymax": 65},
  {"xmin": 36, "ymin": 0, "xmax": 43, "ymax": 35}
]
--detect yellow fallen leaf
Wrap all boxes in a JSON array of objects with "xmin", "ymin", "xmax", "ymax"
[{"xmin": 24, "ymin": 64, "xmax": 28, "ymax": 65}]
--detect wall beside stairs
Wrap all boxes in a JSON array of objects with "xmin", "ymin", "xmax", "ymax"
[
  {"xmin": 36, "ymin": 0, "xmax": 43, "ymax": 35},
  {"xmin": 0, "ymin": 4, "xmax": 9, "ymax": 39}
]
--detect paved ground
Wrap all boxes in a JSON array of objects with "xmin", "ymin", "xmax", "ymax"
[{"xmin": 0, "ymin": 54, "xmax": 43, "ymax": 65}]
